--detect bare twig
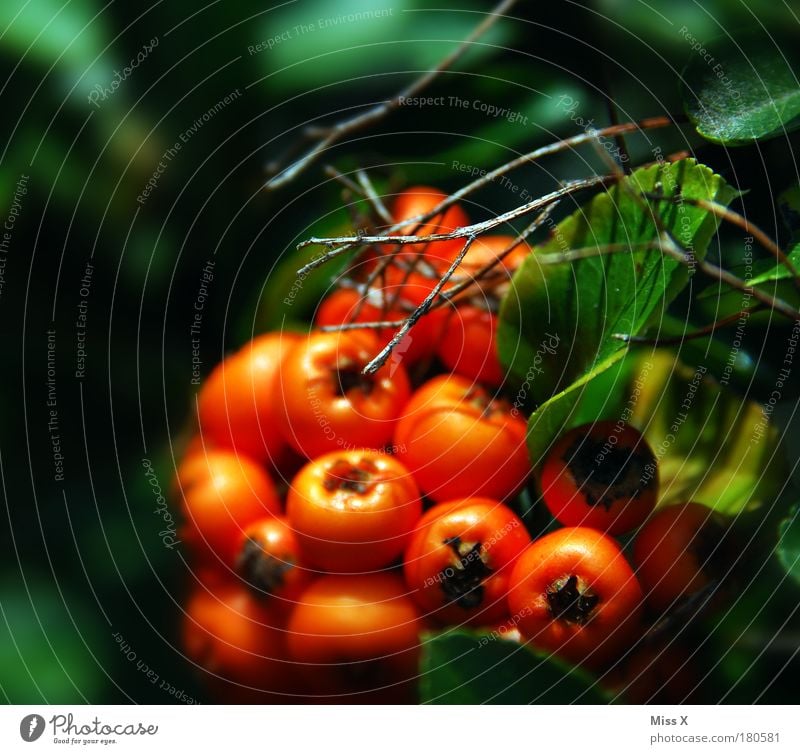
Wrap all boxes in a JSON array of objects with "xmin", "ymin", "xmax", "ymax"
[
  {"xmin": 362, "ymin": 236, "xmax": 478, "ymax": 374},
  {"xmin": 534, "ymin": 241, "xmax": 666, "ymax": 265},
  {"xmin": 440, "ymin": 115, "xmax": 676, "ymax": 211},
  {"xmin": 355, "ymin": 169, "xmax": 394, "ymax": 225},
  {"xmin": 595, "ymin": 146, "xmax": 800, "ymax": 322},
  {"xmin": 320, "ymin": 166, "xmax": 390, "ymax": 285},
  {"xmin": 600, "ymin": 64, "xmax": 631, "ymax": 173},
  {"xmin": 320, "ymin": 319, "xmax": 401, "ymax": 332},
  {"xmin": 322, "ymin": 202, "xmax": 559, "ymax": 334},
  {"xmin": 297, "ymin": 117, "xmax": 676, "ymax": 275},
  {"xmin": 640, "ymin": 192, "xmax": 800, "ymax": 287},
  {"xmin": 265, "ymin": 0, "xmax": 522, "ymax": 190},
  {"xmin": 323, "ymin": 165, "xmax": 365, "ymax": 196},
  {"xmin": 538, "ymin": 231, "xmax": 800, "ymax": 321},
  {"xmin": 296, "ymin": 175, "xmax": 612, "ymax": 274},
  {"xmin": 346, "ymin": 203, "xmax": 442, "ymax": 322},
  {"xmin": 612, "ymin": 304, "xmax": 764, "ymax": 345},
  {"xmin": 433, "ymin": 203, "xmax": 559, "ymax": 306},
  {"xmin": 658, "ymin": 232, "xmax": 800, "ymax": 320}
]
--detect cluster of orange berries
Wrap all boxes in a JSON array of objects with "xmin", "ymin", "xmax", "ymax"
[{"xmin": 174, "ymin": 187, "xmax": 728, "ymax": 703}]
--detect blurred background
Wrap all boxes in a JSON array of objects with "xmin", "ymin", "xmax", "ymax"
[{"xmin": 1, "ymin": 0, "xmax": 798, "ymax": 703}]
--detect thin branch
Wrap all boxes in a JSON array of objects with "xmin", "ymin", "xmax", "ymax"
[
  {"xmin": 296, "ymin": 116, "xmax": 677, "ymax": 273},
  {"xmin": 355, "ymin": 169, "xmax": 394, "ymax": 225},
  {"xmin": 535, "ymin": 241, "xmax": 666, "ymax": 265},
  {"xmin": 321, "ymin": 166, "xmax": 397, "ymax": 307},
  {"xmin": 323, "ymin": 165, "xmax": 365, "ymax": 196},
  {"xmin": 641, "ymin": 192, "xmax": 800, "ymax": 287},
  {"xmin": 658, "ymin": 232, "xmax": 800, "ymax": 321},
  {"xmin": 536, "ymin": 231, "xmax": 800, "ymax": 322},
  {"xmin": 612, "ymin": 304, "xmax": 764, "ymax": 345},
  {"xmin": 320, "ymin": 166, "xmax": 392, "ymax": 288},
  {"xmin": 594, "ymin": 147, "xmax": 800, "ymax": 322},
  {"xmin": 666, "ymin": 149, "xmax": 691, "ymax": 162},
  {"xmin": 362, "ymin": 236, "xmax": 478, "ymax": 374},
  {"xmin": 600, "ymin": 64, "xmax": 631, "ymax": 173},
  {"xmin": 433, "ymin": 203, "xmax": 559, "ymax": 307},
  {"xmin": 626, "ymin": 149, "xmax": 690, "ymax": 174},
  {"xmin": 321, "ymin": 319, "xmax": 401, "ymax": 332},
  {"xmin": 296, "ymin": 175, "xmax": 613, "ymax": 274},
  {"xmin": 346, "ymin": 206, "xmax": 441, "ymax": 322},
  {"xmin": 440, "ymin": 115, "xmax": 676, "ymax": 212},
  {"xmin": 320, "ymin": 167, "xmax": 372, "ymax": 242},
  {"xmin": 264, "ymin": 0, "xmax": 521, "ymax": 190},
  {"xmin": 322, "ymin": 203, "xmax": 558, "ymax": 333},
  {"xmin": 360, "ymin": 117, "xmax": 676, "ymax": 261}
]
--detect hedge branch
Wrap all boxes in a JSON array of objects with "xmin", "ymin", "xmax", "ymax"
[
  {"xmin": 265, "ymin": 0, "xmax": 521, "ymax": 190},
  {"xmin": 362, "ymin": 236, "xmax": 479, "ymax": 374}
]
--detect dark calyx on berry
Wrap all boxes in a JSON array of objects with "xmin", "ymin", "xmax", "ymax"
[
  {"xmin": 546, "ymin": 574, "xmax": 599, "ymax": 626},
  {"xmin": 439, "ymin": 536, "xmax": 492, "ymax": 609},
  {"xmin": 334, "ymin": 359, "xmax": 374, "ymax": 396},
  {"xmin": 323, "ymin": 458, "xmax": 378, "ymax": 495},
  {"xmin": 564, "ymin": 436, "xmax": 652, "ymax": 510},
  {"xmin": 237, "ymin": 538, "xmax": 294, "ymax": 596},
  {"xmin": 464, "ymin": 386, "xmax": 509, "ymax": 420}
]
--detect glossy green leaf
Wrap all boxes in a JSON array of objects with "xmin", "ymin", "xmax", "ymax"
[
  {"xmin": 745, "ymin": 243, "xmax": 800, "ymax": 287},
  {"xmin": 682, "ymin": 38, "xmax": 800, "ymax": 145},
  {"xmin": 0, "ymin": 0, "xmax": 107, "ymax": 70},
  {"xmin": 525, "ymin": 348, "xmax": 629, "ymax": 468},
  {"xmin": 258, "ymin": 0, "xmax": 506, "ymax": 93},
  {"xmin": 695, "ymin": 241, "xmax": 800, "ymax": 323},
  {"xmin": 419, "ymin": 630, "xmax": 609, "ymax": 704},
  {"xmin": 498, "ymin": 158, "xmax": 736, "ymax": 402},
  {"xmin": 777, "ymin": 504, "xmax": 800, "ymax": 585}
]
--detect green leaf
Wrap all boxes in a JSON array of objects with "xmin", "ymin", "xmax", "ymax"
[
  {"xmin": 259, "ymin": 0, "xmax": 507, "ymax": 93},
  {"xmin": 419, "ymin": 630, "xmax": 609, "ymax": 704},
  {"xmin": 682, "ymin": 37, "xmax": 800, "ymax": 145},
  {"xmin": 0, "ymin": 0, "xmax": 107, "ymax": 71},
  {"xmin": 498, "ymin": 158, "xmax": 736, "ymax": 402},
  {"xmin": 526, "ymin": 350, "xmax": 783, "ymax": 515},
  {"xmin": 695, "ymin": 241, "xmax": 800, "ymax": 320},
  {"xmin": 525, "ymin": 349, "xmax": 629, "ymax": 468},
  {"xmin": 746, "ymin": 243, "xmax": 800, "ymax": 286},
  {"xmin": 777, "ymin": 504, "xmax": 800, "ymax": 585},
  {"xmin": 0, "ymin": 0, "xmax": 118, "ymax": 102}
]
